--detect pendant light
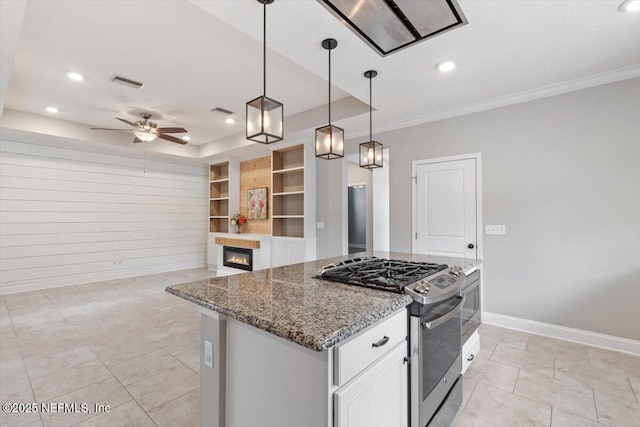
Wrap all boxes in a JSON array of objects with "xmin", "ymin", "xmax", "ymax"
[
  {"xmin": 315, "ymin": 38, "xmax": 344, "ymax": 159},
  {"xmin": 246, "ymin": 0, "xmax": 283, "ymax": 144},
  {"xmin": 359, "ymin": 70, "xmax": 383, "ymax": 169}
]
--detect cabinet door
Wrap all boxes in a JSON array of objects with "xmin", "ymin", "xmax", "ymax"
[{"xmin": 334, "ymin": 342, "xmax": 407, "ymax": 427}]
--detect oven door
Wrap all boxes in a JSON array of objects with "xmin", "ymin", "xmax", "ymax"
[
  {"xmin": 461, "ymin": 274, "xmax": 480, "ymax": 343},
  {"xmin": 410, "ymin": 295, "xmax": 464, "ymax": 427}
]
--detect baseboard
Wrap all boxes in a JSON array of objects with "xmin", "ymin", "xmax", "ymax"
[
  {"xmin": 0, "ymin": 260, "xmax": 207, "ymax": 295},
  {"xmin": 482, "ymin": 311, "xmax": 640, "ymax": 356}
]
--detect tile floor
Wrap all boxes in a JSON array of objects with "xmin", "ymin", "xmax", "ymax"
[{"xmin": 0, "ymin": 268, "xmax": 638, "ymax": 427}]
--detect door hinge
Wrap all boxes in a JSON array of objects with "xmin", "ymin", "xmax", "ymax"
[
  {"xmin": 413, "ymin": 175, "xmax": 417, "ymax": 184},
  {"xmin": 415, "ymin": 232, "xmax": 418, "ymax": 239}
]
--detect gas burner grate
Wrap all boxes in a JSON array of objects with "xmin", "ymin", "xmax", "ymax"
[{"xmin": 317, "ymin": 257, "xmax": 447, "ymax": 293}]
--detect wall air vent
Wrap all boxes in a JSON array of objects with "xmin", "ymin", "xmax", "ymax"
[{"xmin": 110, "ymin": 74, "xmax": 145, "ymax": 89}]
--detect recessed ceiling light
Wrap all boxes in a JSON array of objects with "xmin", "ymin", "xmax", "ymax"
[
  {"xmin": 181, "ymin": 135, "xmax": 191, "ymax": 141},
  {"xmin": 67, "ymin": 72, "xmax": 84, "ymax": 81},
  {"xmin": 436, "ymin": 61, "xmax": 456, "ymax": 72},
  {"xmin": 225, "ymin": 117, "xmax": 235, "ymax": 125},
  {"xmin": 620, "ymin": 0, "xmax": 640, "ymax": 12},
  {"xmin": 46, "ymin": 106, "xmax": 59, "ymax": 114}
]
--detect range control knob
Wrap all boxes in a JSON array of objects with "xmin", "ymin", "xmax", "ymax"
[{"xmin": 414, "ymin": 284, "xmax": 429, "ymax": 294}]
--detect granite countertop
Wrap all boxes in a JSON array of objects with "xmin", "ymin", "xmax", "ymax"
[{"xmin": 166, "ymin": 251, "xmax": 482, "ymax": 351}]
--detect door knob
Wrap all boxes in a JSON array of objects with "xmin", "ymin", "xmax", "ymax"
[{"xmin": 468, "ymin": 243, "xmax": 475, "ymax": 249}]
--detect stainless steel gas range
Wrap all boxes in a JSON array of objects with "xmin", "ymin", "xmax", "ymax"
[{"xmin": 317, "ymin": 257, "xmax": 467, "ymax": 427}]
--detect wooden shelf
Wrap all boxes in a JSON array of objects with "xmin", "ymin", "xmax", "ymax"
[
  {"xmin": 210, "ymin": 217, "xmax": 229, "ymax": 233},
  {"xmin": 271, "ymin": 145, "xmax": 305, "ymax": 238},
  {"xmin": 210, "ymin": 162, "xmax": 229, "ymax": 181},
  {"xmin": 272, "ymin": 191, "xmax": 304, "ymax": 196},
  {"xmin": 272, "ymin": 146, "xmax": 304, "ymax": 171},
  {"xmin": 272, "ymin": 217, "xmax": 304, "ymax": 238},
  {"xmin": 272, "ymin": 166, "xmax": 304, "ymax": 175},
  {"xmin": 209, "ymin": 162, "xmax": 230, "ymax": 233}
]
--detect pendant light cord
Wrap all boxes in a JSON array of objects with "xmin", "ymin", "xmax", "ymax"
[
  {"xmin": 369, "ymin": 75, "xmax": 372, "ymax": 141},
  {"xmin": 328, "ymin": 47, "xmax": 332, "ymax": 125},
  {"xmin": 263, "ymin": 1, "xmax": 267, "ymax": 97}
]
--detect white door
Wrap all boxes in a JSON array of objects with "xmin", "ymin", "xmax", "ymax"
[
  {"xmin": 415, "ymin": 158, "xmax": 478, "ymax": 259},
  {"xmin": 334, "ymin": 342, "xmax": 408, "ymax": 427}
]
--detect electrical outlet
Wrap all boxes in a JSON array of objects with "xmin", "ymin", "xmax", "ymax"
[
  {"xmin": 204, "ymin": 340, "xmax": 213, "ymax": 368},
  {"xmin": 485, "ymin": 225, "xmax": 506, "ymax": 235}
]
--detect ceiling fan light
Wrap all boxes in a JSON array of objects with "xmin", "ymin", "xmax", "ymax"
[
  {"xmin": 134, "ymin": 131, "xmax": 158, "ymax": 142},
  {"xmin": 620, "ymin": 0, "xmax": 640, "ymax": 12}
]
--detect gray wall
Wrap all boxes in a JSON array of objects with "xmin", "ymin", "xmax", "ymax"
[
  {"xmin": 315, "ymin": 156, "xmax": 347, "ymax": 259},
  {"xmin": 346, "ymin": 78, "xmax": 640, "ymax": 341}
]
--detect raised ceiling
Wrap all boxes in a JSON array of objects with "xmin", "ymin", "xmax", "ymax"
[{"xmin": 3, "ymin": 0, "xmax": 639, "ymax": 152}]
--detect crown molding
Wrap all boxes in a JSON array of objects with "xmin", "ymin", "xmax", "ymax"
[{"xmin": 347, "ymin": 65, "xmax": 640, "ymax": 141}]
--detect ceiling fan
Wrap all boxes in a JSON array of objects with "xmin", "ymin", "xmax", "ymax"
[{"xmin": 91, "ymin": 113, "xmax": 188, "ymax": 144}]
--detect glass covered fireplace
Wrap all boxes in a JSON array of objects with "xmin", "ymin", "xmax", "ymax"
[{"xmin": 223, "ymin": 246, "xmax": 253, "ymax": 271}]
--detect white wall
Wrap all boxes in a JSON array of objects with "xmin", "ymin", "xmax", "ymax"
[
  {"xmin": 0, "ymin": 138, "xmax": 208, "ymax": 294},
  {"xmin": 346, "ymin": 78, "xmax": 640, "ymax": 341},
  {"xmin": 315, "ymin": 157, "xmax": 347, "ymax": 259}
]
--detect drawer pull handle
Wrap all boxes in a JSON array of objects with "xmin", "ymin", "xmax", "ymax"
[
  {"xmin": 372, "ymin": 336, "xmax": 390, "ymax": 348},
  {"xmin": 467, "ymin": 354, "xmax": 475, "ymax": 361}
]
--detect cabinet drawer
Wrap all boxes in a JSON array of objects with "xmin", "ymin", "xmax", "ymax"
[
  {"xmin": 462, "ymin": 330, "xmax": 480, "ymax": 374},
  {"xmin": 334, "ymin": 309, "xmax": 407, "ymax": 387}
]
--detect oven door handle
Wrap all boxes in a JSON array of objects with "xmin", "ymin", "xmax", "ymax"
[{"xmin": 421, "ymin": 295, "xmax": 466, "ymax": 330}]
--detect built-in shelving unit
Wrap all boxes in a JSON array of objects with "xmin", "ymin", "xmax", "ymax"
[
  {"xmin": 272, "ymin": 145, "xmax": 305, "ymax": 238},
  {"xmin": 209, "ymin": 162, "xmax": 229, "ymax": 232}
]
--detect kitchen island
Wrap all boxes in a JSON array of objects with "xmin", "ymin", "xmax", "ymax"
[{"xmin": 166, "ymin": 252, "xmax": 481, "ymax": 427}]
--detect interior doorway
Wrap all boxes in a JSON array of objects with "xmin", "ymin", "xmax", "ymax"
[
  {"xmin": 348, "ymin": 185, "xmax": 367, "ymax": 254},
  {"xmin": 412, "ymin": 153, "xmax": 482, "ymax": 260}
]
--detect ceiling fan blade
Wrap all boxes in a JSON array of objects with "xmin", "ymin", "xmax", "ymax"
[
  {"xmin": 90, "ymin": 127, "xmax": 133, "ymax": 131},
  {"xmin": 156, "ymin": 127, "xmax": 188, "ymax": 134},
  {"xmin": 116, "ymin": 117, "xmax": 137, "ymax": 127},
  {"xmin": 133, "ymin": 137, "xmax": 143, "ymax": 143},
  {"xmin": 158, "ymin": 134, "xmax": 188, "ymax": 144}
]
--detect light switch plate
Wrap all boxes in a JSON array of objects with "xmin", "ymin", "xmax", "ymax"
[
  {"xmin": 204, "ymin": 340, "xmax": 213, "ymax": 368},
  {"xmin": 316, "ymin": 222, "xmax": 325, "ymax": 229},
  {"xmin": 486, "ymin": 225, "xmax": 506, "ymax": 235}
]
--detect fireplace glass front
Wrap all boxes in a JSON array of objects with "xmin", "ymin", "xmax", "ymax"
[{"xmin": 223, "ymin": 246, "xmax": 253, "ymax": 271}]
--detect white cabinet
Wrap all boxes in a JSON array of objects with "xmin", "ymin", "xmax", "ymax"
[
  {"xmin": 271, "ymin": 237, "xmax": 305, "ymax": 268},
  {"xmin": 334, "ymin": 341, "xmax": 408, "ymax": 427},
  {"xmin": 334, "ymin": 309, "xmax": 406, "ymax": 387},
  {"xmin": 462, "ymin": 330, "xmax": 480, "ymax": 374},
  {"xmin": 207, "ymin": 233, "xmax": 218, "ymax": 267}
]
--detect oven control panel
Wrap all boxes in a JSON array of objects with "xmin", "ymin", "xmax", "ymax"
[{"xmin": 405, "ymin": 267, "xmax": 466, "ymax": 305}]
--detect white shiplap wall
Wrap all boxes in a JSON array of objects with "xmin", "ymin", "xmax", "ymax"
[{"xmin": 0, "ymin": 138, "xmax": 208, "ymax": 294}]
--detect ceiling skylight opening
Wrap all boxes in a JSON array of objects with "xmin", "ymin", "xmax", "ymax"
[
  {"xmin": 620, "ymin": 0, "xmax": 640, "ymax": 12},
  {"xmin": 436, "ymin": 61, "xmax": 456, "ymax": 73},
  {"xmin": 67, "ymin": 72, "xmax": 84, "ymax": 81}
]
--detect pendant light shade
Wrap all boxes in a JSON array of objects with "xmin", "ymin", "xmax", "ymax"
[
  {"xmin": 316, "ymin": 38, "xmax": 344, "ymax": 160},
  {"xmin": 246, "ymin": 0, "xmax": 283, "ymax": 144},
  {"xmin": 359, "ymin": 70, "xmax": 383, "ymax": 169}
]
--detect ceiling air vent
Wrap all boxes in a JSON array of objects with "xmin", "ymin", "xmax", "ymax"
[
  {"xmin": 211, "ymin": 107, "xmax": 234, "ymax": 115},
  {"xmin": 110, "ymin": 74, "xmax": 145, "ymax": 89}
]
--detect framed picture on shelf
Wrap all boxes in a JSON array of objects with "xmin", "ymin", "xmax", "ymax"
[{"xmin": 247, "ymin": 187, "xmax": 268, "ymax": 220}]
